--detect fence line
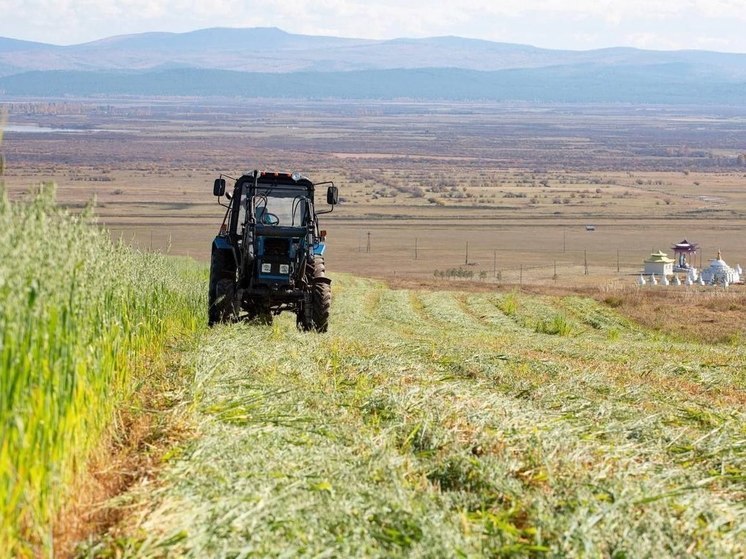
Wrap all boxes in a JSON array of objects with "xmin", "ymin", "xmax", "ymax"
[{"xmin": 337, "ymin": 233, "xmax": 740, "ymax": 287}]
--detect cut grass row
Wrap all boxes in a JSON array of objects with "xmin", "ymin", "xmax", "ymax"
[
  {"xmin": 0, "ymin": 185, "xmax": 205, "ymax": 557},
  {"xmin": 99, "ymin": 274, "xmax": 745, "ymax": 557}
]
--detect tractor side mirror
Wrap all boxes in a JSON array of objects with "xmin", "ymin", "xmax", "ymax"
[
  {"xmin": 213, "ymin": 178, "xmax": 226, "ymax": 197},
  {"xmin": 326, "ymin": 186, "xmax": 339, "ymax": 205}
]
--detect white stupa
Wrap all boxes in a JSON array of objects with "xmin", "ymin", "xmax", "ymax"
[
  {"xmin": 673, "ymin": 275, "xmax": 681, "ymax": 286},
  {"xmin": 637, "ymin": 274, "xmax": 646, "ymax": 286},
  {"xmin": 650, "ymin": 274, "xmax": 658, "ymax": 285},
  {"xmin": 700, "ymin": 250, "xmax": 741, "ymax": 285}
]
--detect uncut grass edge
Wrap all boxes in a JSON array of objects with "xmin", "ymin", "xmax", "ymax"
[
  {"xmin": 54, "ymin": 331, "xmax": 201, "ymax": 557},
  {"xmin": 0, "ymin": 184, "xmax": 206, "ymax": 557}
]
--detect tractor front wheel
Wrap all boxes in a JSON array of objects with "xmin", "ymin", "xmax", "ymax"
[
  {"xmin": 311, "ymin": 257, "xmax": 331, "ymax": 332},
  {"xmin": 312, "ymin": 281, "xmax": 331, "ymax": 332},
  {"xmin": 208, "ymin": 249, "xmax": 235, "ymax": 326}
]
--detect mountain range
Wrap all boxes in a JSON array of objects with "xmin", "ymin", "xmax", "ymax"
[{"xmin": 0, "ymin": 27, "xmax": 745, "ymax": 103}]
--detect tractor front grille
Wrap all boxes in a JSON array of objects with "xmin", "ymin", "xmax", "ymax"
[{"xmin": 263, "ymin": 237, "xmax": 290, "ymax": 257}]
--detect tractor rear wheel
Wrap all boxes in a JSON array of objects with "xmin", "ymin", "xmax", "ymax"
[{"xmin": 214, "ymin": 279, "xmax": 236, "ymax": 324}]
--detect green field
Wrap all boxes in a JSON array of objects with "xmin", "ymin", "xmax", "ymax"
[{"xmin": 86, "ymin": 278, "xmax": 745, "ymax": 557}]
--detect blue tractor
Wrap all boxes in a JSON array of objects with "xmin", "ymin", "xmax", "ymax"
[{"xmin": 209, "ymin": 170, "xmax": 339, "ymax": 331}]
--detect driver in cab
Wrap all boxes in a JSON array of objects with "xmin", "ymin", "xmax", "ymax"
[{"xmin": 255, "ymin": 205, "xmax": 276, "ymax": 225}]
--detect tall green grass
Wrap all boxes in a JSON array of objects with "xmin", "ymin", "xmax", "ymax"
[{"xmin": 0, "ymin": 183, "xmax": 205, "ymax": 556}]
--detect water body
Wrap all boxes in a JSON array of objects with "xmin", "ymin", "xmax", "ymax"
[
  {"xmin": 4, "ymin": 124, "xmax": 130, "ymax": 134},
  {"xmin": 4, "ymin": 124, "xmax": 84, "ymax": 133}
]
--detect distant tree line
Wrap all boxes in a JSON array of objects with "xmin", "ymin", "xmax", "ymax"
[{"xmin": 2, "ymin": 66, "xmax": 746, "ymax": 105}]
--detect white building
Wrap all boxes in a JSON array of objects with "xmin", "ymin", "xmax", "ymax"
[
  {"xmin": 643, "ymin": 250, "xmax": 674, "ymax": 277},
  {"xmin": 700, "ymin": 251, "xmax": 741, "ymax": 285}
]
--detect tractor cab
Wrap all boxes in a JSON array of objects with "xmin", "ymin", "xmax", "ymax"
[
  {"xmin": 228, "ymin": 173, "xmax": 317, "ymax": 288},
  {"xmin": 231, "ymin": 174, "xmax": 312, "ymax": 236}
]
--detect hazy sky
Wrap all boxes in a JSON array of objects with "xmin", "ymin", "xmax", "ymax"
[{"xmin": 2, "ymin": 0, "xmax": 746, "ymax": 52}]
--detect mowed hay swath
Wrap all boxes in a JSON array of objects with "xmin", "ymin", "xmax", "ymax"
[
  {"xmin": 109, "ymin": 276, "xmax": 746, "ymax": 557},
  {"xmin": 0, "ymin": 184, "xmax": 204, "ymax": 556}
]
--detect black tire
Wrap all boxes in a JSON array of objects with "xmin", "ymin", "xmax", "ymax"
[
  {"xmin": 312, "ymin": 281, "xmax": 331, "ymax": 332},
  {"xmin": 208, "ymin": 249, "xmax": 235, "ymax": 326},
  {"xmin": 311, "ymin": 257, "xmax": 331, "ymax": 332},
  {"xmin": 208, "ymin": 252, "xmax": 221, "ymax": 326},
  {"xmin": 311, "ymin": 256, "xmax": 326, "ymax": 278},
  {"xmin": 215, "ymin": 279, "xmax": 236, "ymax": 324}
]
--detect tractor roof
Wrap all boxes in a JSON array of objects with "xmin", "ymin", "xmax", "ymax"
[{"xmin": 239, "ymin": 171, "xmax": 314, "ymax": 189}]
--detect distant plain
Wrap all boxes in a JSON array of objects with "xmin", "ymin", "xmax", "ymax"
[{"xmin": 3, "ymin": 98, "xmax": 745, "ymax": 287}]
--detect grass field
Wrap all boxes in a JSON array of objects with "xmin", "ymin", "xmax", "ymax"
[
  {"xmin": 0, "ymin": 193, "xmax": 743, "ymax": 557},
  {"xmin": 84, "ymin": 275, "xmax": 746, "ymax": 558}
]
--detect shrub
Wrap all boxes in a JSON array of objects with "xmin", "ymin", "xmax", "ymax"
[{"xmin": 535, "ymin": 314, "xmax": 572, "ymax": 336}]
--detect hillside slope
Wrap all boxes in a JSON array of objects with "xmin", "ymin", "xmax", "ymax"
[
  {"xmin": 1, "ymin": 27, "xmax": 746, "ymax": 104},
  {"xmin": 94, "ymin": 276, "xmax": 745, "ymax": 557},
  {"xmin": 2, "ymin": 27, "xmax": 746, "ymax": 75}
]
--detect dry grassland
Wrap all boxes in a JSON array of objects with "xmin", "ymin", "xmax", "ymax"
[{"xmin": 2, "ymin": 98, "xmax": 745, "ymax": 288}]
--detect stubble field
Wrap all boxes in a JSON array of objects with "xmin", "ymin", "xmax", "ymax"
[{"xmin": 85, "ymin": 275, "xmax": 746, "ymax": 558}]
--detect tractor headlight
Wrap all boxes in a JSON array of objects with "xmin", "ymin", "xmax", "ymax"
[
  {"xmin": 261, "ymin": 263, "xmax": 271, "ymax": 273},
  {"xmin": 279, "ymin": 264, "xmax": 290, "ymax": 274}
]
